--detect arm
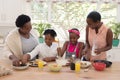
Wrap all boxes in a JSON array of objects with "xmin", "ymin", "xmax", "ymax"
[
  {"xmin": 95, "ymin": 28, "xmax": 113, "ymax": 53},
  {"xmin": 58, "ymin": 41, "xmax": 69, "ymax": 57},
  {"xmin": 9, "ymin": 55, "xmax": 21, "ymax": 66},
  {"xmin": 4, "ymin": 36, "xmax": 21, "ymax": 66},
  {"xmin": 4, "ymin": 46, "xmax": 21, "ymax": 66},
  {"xmin": 43, "ymin": 57, "xmax": 56, "ymax": 62},
  {"xmin": 4, "ymin": 35, "xmax": 16, "ymax": 60},
  {"xmin": 3, "ymin": 43, "xmax": 15, "ymax": 60},
  {"xmin": 83, "ymin": 26, "xmax": 90, "ymax": 54},
  {"xmin": 103, "ymin": 28, "xmax": 113, "ymax": 50},
  {"xmin": 78, "ymin": 42, "xmax": 84, "ymax": 58},
  {"xmin": 28, "ymin": 44, "xmax": 40, "ymax": 59},
  {"xmin": 22, "ymin": 44, "xmax": 40, "ymax": 64}
]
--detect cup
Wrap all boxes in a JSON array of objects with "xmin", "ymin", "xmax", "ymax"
[
  {"xmin": 75, "ymin": 62, "xmax": 81, "ymax": 73},
  {"xmin": 38, "ymin": 61, "xmax": 44, "ymax": 71}
]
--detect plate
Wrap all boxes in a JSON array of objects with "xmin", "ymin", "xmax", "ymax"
[
  {"xmin": 12, "ymin": 64, "xmax": 29, "ymax": 70},
  {"xmin": 29, "ymin": 61, "xmax": 47, "ymax": 67},
  {"xmin": 80, "ymin": 61, "xmax": 91, "ymax": 68}
]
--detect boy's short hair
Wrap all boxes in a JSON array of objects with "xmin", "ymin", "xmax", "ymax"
[{"xmin": 43, "ymin": 29, "xmax": 57, "ymax": 38}]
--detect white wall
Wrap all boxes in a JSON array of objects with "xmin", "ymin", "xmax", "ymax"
[
  {"xmin": 107, "ymin": 47, "xmax": 120, "ymax": 61},
  {"xmin": 117, "ymin": 4, "xmax": 120, "ymax": 22},
  {"xmin": 0, "ymin": 0, "xmax": 31, "ymax": 37}
]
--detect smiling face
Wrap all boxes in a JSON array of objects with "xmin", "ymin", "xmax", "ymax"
[
  {"xmin": 69, "ymin": 33, "xmax": 79, "ymax": 45},
  {"xmin": 19, "ymin": 22, "xmax": 32, "ymax": 35},
  {"xmin": 44, "ymin": 34, "xmax": 54, "ymax": 46},
  {"xmin": 86, "ymin": 11, "xmax": 101, "ymax": 29}
]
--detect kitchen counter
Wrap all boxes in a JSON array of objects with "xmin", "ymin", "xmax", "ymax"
[{"xmin": 0, "ymin": 62, "xmax": 120, "ymax": 80}]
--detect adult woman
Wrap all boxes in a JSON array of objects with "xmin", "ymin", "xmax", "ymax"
[
  {"xmin": 83, "ymin": 11, "xmax": 113, "ymax": 61},
  {"xmin": 3, "ymin": 14, "xmax": 39, "ymax": 66}
]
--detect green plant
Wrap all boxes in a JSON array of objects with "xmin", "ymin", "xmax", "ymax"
[
  {"xmin": 34, "ymin": 23, "xmax": 51, "ymax": 38},
  {"xmin": 110, "ymin": 22, "xmax": 120, "ymax": 39}
]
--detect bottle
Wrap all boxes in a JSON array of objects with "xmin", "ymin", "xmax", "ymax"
[
  {"xmin": 70, "ymin": 54, "xmax": 76, "ymax": 70},
  {"xmin": 70, "ymin": 62, "xmax": 75, "ymax": 70},
  {"xmin": 75, "ymin": 62, "xmax": 80, "ymax": 73},
  {"xmin": 91, "ymin": 43, "xmax": 97, "ymax": 56}
]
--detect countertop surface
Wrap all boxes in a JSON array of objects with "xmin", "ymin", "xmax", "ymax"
[{"xmin": 0, "ymin": 61, "xmax": 120, "ymax": 80}]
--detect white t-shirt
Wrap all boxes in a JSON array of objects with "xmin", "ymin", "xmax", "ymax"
[{"xmin": 28, "ymin": 42, "xmax": 58, "ymax": 59}]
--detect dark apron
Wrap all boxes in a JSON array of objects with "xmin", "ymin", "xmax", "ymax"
[{"xmin": 65, "ymin": 42, "xmax": 79, "ymax": 59}]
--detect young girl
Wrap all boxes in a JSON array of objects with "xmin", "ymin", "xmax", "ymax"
[
  {"xmin": 58, "ymin": 28, "xmax": 84, "ymax": 59},
  {"xmin": 22, "ymin": 29, "xmax": 58, "ymax": 63}
]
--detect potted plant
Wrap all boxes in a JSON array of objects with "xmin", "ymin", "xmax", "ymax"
[
  {"xmin": 34, "ymin": 23, "xmax": 51, "ymax": 43},
  {"xmin": 110, "ymin": 22, "xmax": 120, "ymax": 47}
]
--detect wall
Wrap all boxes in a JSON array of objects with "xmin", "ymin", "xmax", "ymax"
[
  {"xmin": 117, "ymin": 4, "xmax": 120, "ymax": 22},
  {"xmin": 0, "ymin": 0, "xmax": 31, "ymax": 37},
  {"xmin": 107, "ymin": 47, "xmax": 120, "ymax": 61}
]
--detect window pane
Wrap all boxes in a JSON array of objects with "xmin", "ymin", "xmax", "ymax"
[{"xmin": 31, "ymin": 1, "xmax": 117, "ymax": 41}]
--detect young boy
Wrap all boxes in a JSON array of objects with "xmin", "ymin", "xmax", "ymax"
[{"xmin": 22, "ymin": 29, "xmax": 58, "ymax": 63}]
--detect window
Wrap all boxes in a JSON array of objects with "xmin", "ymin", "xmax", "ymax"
[{"xmin": 31, "ymin": 1, "xmax": 117, "ymax": 41}]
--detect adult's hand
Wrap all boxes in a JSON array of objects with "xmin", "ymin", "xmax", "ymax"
[
  {"xmin": 82, "ymin": 49, "xmax": 91, "ymax": 61},
  {"xmin": 94, "ymin": 48, "xmax": 102, "ymax": 55},
  {"xmin": 9, "ymin": 55, "xmax": 21, "ymax": 66},
  {"xmin": 12, "ymin": 58, "xmax": 21, "ymax": 66}
]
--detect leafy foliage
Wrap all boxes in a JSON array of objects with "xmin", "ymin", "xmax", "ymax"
[
  {"xmin": 34, "ymin": 23, "xmax": 51, "ymax": 37},
  {"xmin": 110, "ymin": 22, "xmax": 120, "ymax": 39}
]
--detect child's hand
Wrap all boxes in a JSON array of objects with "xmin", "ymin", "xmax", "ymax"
[
  {"xmin": 57, "ymin": 47, "xmax": 62, "ymax": 56},
  {"xmin": 43, "ymin": 57, "xmax": 52, "ymax": 62},
  {"xmin": 57, "ymin": 47, "xmax": 61, "ymax": 52},
  {"xmin": 82, "ymin": 49, "xmax": 88, "ymax": 55}
]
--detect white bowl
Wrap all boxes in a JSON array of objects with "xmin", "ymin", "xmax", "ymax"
[
  {"xmin": 12, "ymin": 64, "xmax": 29, "ymax": 70},
  {"xmin": 48, "ymin": 64, "xmax": 62, "ymax": 72},
  {"xmin": 56, "ymin": 59, "xmax": 68, "ymax": 66},
  {"xmin": 80, "ymin": 61, "xmax": 91, "ymax": 68}
]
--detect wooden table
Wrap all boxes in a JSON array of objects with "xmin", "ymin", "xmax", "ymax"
[{"xmin": 0, "ymin": 62, "xmax": 120, "ymax": 80}]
